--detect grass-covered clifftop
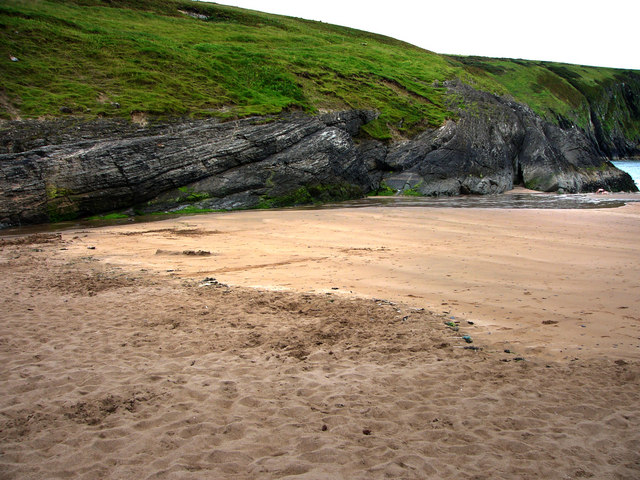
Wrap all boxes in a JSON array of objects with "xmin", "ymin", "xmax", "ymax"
[
  {"xmin": 1, "ymin": 0, "xmax": 639, "ymax": 146},
  {"xmin": 447, "ymin": 56, "xmax": 640, "ymax": 155}
]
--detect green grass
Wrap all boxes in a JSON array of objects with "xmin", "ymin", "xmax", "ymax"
[
  {"xmin": 176, "ymin": 186, "xmax": 210, "ymax": 202},
  {"xmin": 87, "ymin": 207, "xmax": 224, "ymax": 221},
  {"xmin": 0, "ymin": 0, "xmax": 462, "ymax": 138},
  {"xmin": 367, "ymin": 181, "xmax": 396, "ymax": 196},
  {"xmin": 0, "ymin": 0, "xmax": 638, "ymax": 142},
  {"xmin": 446, "ymin": 56, "xmax": 640, "ymax": 140},
  {"xmin": 401, "ymin": 187, "xmax": 422, "ymax": 197},
  {"xmin": 87, "ymin": 212, "xmax": 130, "ymax": 220},
  {"xmin": 154, "ymin": 206, "xmax": 223, "ymax": 215},
  {"xmin": 257, "ymin": 183, "xmax": 363, "ymax": 208}
]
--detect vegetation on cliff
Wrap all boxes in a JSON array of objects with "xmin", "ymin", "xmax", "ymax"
[
  {"xmin": 2, "ymin": 0, "xmax": 639, "ymax": 146},
  {"xmin": 448, "ymin": 56, "xmax": 640, "ymax": 154}
]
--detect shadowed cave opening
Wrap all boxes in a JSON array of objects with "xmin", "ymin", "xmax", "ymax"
[{"xmin": 514, "ymin": 158, "xmax": 525, "ymax": 187}]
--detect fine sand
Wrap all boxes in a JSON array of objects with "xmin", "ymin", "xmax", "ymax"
[{"xmin": 1, "ymin": 203, "xmax": 639, "ymax": 479}]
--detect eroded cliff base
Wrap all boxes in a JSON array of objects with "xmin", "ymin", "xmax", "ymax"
[{"xmin": 1, "ymin": 85, "xmax": 637, "ymax": 227}]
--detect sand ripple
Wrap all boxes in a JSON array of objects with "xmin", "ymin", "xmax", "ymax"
[{"xmin": 1, "ymin": 238, "xmax": 639, "ymax": 479}]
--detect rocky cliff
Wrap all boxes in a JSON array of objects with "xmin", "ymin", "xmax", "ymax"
[
  {"xmin": 0, "ymin": 84, "xmax": 636, "ymax": 227},
  {"xmin": 546, "ymin": 68, "xmax": 640, "ymax": 159},
  {"xmin": 380, "ymin": 83, "xmax": 637, "ymax": 195},
  {"xmin": 0, "ymin": 111, "xmax": 378, "ymax": 226}
]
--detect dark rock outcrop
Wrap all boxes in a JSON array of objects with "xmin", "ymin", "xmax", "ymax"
[
  {"xmin": 0, "ymin": 85, "xmax": 636, "ymax": 227},
  {"xmin": 380, "ymin": 83, "xmax": 636, "ymax": 195},
  {"xmin": 0, "ymin": 111, "xmax": 377, "ymax": 225}
]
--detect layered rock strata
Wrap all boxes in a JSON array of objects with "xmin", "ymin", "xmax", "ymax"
[{"xmin": 0, "ymin": 86, "xmax": 636, "ymax": 227}]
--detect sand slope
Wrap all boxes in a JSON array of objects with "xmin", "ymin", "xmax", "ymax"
[
  {"xmin": 58, "ymin": 204, "xmax": 640, "ymax": 360},
  {"xmin": 1, "ymin": 218, "xmax": 639, "ymax": 479}
]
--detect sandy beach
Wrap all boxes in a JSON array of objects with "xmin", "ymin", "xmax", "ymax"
[{"xmin": 1, "ymin": 202, "xmax": 639, "ymax": 479}]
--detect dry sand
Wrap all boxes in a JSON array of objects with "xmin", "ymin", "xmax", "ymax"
[{"xmin": 1, "ymin": 203, "xmax": 639, "ymax": 479}]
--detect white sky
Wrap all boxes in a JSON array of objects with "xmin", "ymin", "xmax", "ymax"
[{"xmin": 208, "ymin": 0, "xmax": 640, "ymax": 70}]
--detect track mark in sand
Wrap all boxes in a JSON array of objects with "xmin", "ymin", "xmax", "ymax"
[
  {"xmin": 117, "ymin": 228, "xmax": 220, "ymax": 237},
  {"xmin": 204, "ymin": 257, "xmax": 328, "ymax": 274},
  {"xmin": 339, "ymin": 246, "xmax": 389, "ymax": 255},
  {"xmin": 0, "ymin": 233, "xmax": 62, "ymax": 246},
  {"xmin": 155, "ymin": 249, "xmax": 214, "ymax": 257}
]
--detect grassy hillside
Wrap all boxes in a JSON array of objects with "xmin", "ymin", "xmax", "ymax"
[
  {"xmin": 448, "ymin": 56, "xmax": 640, "ymax": 139},
  {"xmin": 1, "ymin": 0, "xmax": 638, "ymax": 141}
]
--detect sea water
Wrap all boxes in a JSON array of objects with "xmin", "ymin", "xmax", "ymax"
[
  {"xmin": 316, "ymin": 192, "xmax": 635, "ymax": 210},
  {"xmin": 612, "ymin": 159, "xmax": 640, "ymax": 189}
]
